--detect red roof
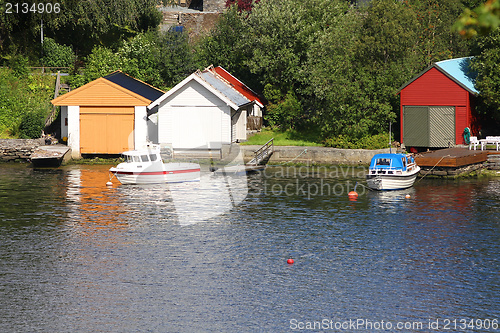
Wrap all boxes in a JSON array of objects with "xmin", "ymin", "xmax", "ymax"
[{"xmin": 213, "ymin": 66, "xmax": 264, "ymax": 107}]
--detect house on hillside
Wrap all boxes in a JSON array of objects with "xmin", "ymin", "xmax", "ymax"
[
  {"xmin": 148, "ymin": 66, "xmax": 264, "ymax": 156},
  {"xmin": 51, "ymin": 71, "xmax": 164, "ymax": 158},
  {"xmin": 398, "ymin": 57, "xmax": 479, "ymax": 149}
]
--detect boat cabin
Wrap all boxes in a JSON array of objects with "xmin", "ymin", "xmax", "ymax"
[
  {"xmin": 122, "ymin": 150, "xmax": 160, "ymax": 164},
  {"xmin": 369, "ymin": 153, "xmax": 416, "ymax": 175}
]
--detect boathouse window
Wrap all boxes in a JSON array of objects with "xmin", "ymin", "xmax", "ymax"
[
  {"xmin": 150, "ymin": 154, "xmax": 157, "ymax": 161},
  {"xmin": 376, "ymin": 158, "xmax": 391, "ymax": 166},
  {"xmin": 402, "ymin": 158, "xmax": 406, "ymax": 168}
]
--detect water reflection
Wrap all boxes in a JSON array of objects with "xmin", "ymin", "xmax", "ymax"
[
  {"xmin": 64, "ymin": 165, "xmax": 249, "ymax": 227},
  {"xmin": 0, "ymin": 164, "xmax": 498, "ymax": 332},
  {"xmin": 64, "ymin": 166, "xmax": 129, "ymax": 230}
]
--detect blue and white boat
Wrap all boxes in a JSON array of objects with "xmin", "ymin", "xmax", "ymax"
[{"xmin": 366, "ymin": 153, "xmax": 420, "ymax": 190}]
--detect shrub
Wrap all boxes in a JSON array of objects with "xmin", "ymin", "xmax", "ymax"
[
  {"xmin": 264, "ymin": 86, "xmax": 303, "ymax": 130},
  {"xmin": 19, "ymin": 112, "xmax": 44, "ymax": 139},
  {"xmin": 41, "ymin": 38, "xmax": 76, "ymax": 67},
  {"xmin": 8, "ymin": 55, "xmax": 29, "ymax": 78},
  {"xmin": 324, "ymin": 133, "xmax": 393, "ymax": 149}
]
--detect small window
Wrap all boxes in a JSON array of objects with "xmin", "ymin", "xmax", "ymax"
[
  {"xmin": 149, "ymin": 154, "xmax": 157, "ymax": 162},
  {"xmin": 141, "ymin": 155, "xmax": 149, "ymax": 162},
  {"xmin": 376, "ymin": 158, "xmax": 390, "ymax": 166},
  {"xmin": 133, "ymin": 156, "xmax": 140, "ymax": 163}
]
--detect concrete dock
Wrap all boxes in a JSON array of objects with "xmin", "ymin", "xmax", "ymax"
[{"xmin": 30, "ymin": 144, "xmax": 71, "ymax": 167}]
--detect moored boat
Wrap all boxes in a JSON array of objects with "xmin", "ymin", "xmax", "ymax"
[
  {"xmin": 366, "ymin": 153, "xmax": 420, "ymax": 190},
  {"xmin": 109, "ymin": 146, "xmax": 200, "ymax": 185}
]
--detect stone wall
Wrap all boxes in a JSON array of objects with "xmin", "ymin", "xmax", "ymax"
[
  {"xmin": 180, "ymin": 12, "xmax": 221, "ymax": 41},
  {"xmin": 240, "ymin": 145, "xmax": 392, "ymax": 165},
  {"xmin": 203, "ymin": 0, "xmax": 225, "ymax": 12},
  {"xmin": 0, "ymin": 139, "xmax": 44, "ymax": 162}
]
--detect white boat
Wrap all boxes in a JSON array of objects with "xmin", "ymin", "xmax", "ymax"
[
  {"xmin": 366, "ymin": 153, "xmax": 420, "ymax": 190},
  {"xmin": 109, "ymin": 146, "xmax": 200, "ymax": 185}
]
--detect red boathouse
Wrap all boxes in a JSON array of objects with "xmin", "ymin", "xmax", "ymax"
[{"xmin": 398, "ymin": 57, "xmax": 479, "ymax": 149}]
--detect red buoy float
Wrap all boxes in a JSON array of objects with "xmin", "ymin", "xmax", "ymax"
[
  {"xmin": 287, "ymin": 258, "xmax": 294, "ymax": 265},
  {"xmin": 348, "ymin": 191, "xmax": 358, "ymax": 200}
]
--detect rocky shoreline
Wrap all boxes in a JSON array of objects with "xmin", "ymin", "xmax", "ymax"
[{"xmin": 0, "ymin": 139, "xmax": 45, "ymax": 162}]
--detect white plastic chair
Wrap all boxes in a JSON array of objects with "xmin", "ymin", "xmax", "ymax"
[{"xmin": 469, "ymin": 136, "xmax": 480, "ymax": 150}]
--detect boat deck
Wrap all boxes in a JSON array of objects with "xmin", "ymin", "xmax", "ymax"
[{"xmin": 414, "ymin": 147, "xmax": 493, "ymax": 168}]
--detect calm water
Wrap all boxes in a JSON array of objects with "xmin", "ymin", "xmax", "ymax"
[{"xmin": 0, "ymin": 163, "xmax": 499, "ymax": 332}]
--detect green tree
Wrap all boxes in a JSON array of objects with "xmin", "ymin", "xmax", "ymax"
[
  {"xmin": 195, "ymin": 6, "xmax": 252, "ymax": 83},
  {"xmin": 0, "ymin": 0, "xmax": 162, "ymax": 61},
  {"xmin": 119, "ymin": 32, "xmax": 163, "ymax": 88},
  {"xmin": 470, "ymin": 28, "xmax": 500, "ymax": 130},
  {"xmin": 408, "ymin": 0, "xmax": 472, "ymax": 66},
  {"xmin": 68, "ymin": 46, "xmax": 123, "ymax": 88},
  {"xmin": 158, "ymin": 29, "xmax": 199, "ymax": 88},
  {"xmin": 41, "ymin": 37, "xmax": 76, "ymax": 67},
  {"xmin": 455, "ymin": 0, "xmax": 500, "ymax": 38}
]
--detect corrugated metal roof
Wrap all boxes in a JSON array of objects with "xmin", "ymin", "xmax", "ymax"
[
  {"xmin": 213, "ymin": 66, "xmax": 264, "ymax": 107},
  {"xmin": 104, "ymin": 71, "xmax": 164, "ymax": 102},
  {"xmin": 197, "ymin": 70, "xmax": 251, "ymax": 107},
  {"xmin": 435, "ymin": 57, "xmax": 478, "ymax": 94}
]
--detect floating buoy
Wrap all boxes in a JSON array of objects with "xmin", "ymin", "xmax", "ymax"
[
  {"xmin": 106, "ymin": 181, "xmax": 113, "ymax": 186},
  {"xmin": 405, "ymin": 194, "xmax": 411, "ymax": 199},
  {"xmin": 348, "ymin": 191, "xmax": 358, "ymax": 200},
  {"xmin": 287, "ymin": 258, "xmax": 294, "ymax": 265}
]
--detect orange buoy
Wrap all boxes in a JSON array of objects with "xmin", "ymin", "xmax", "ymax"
[
  {"xmin": 405, "ymin": 194, "xmax": 411, "ymax": 199},
  {"xmin": 348, "ymin": 191, "xmax": 358, "ymax": 200},
  {"xmin": 287, "ymin": 258, "xmax": 294, "ymax": 265}
]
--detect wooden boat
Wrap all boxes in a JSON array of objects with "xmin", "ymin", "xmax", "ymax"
[
  {"xmin": 366, "ymin": 153, "xmax": 420, "ymax": 190},
  {"xmin": 109, "ymin": 146, "xmax": 200, "ymax": 185}
]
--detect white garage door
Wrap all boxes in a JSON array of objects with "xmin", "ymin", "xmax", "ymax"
[{"xmin": 171, "ymin": 107, "xmax": 223, "ymax": 149}]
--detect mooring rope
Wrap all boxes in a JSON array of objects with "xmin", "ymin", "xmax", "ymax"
[
  {"xmin": 279, "ymin": 148, "xmax": 308, "ymax": 165},
  {"xmin": 414, "ymin": 154, "xmax": 450, "ymax": 184}
]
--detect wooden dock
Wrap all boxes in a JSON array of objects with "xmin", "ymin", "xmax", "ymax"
[
  {"xmin": 415, "ymin": 147, "xmax": 488, "ymax": 168},
  {"xmin": 412, "ymin": 147, "xmax": 499, "ymax": 176}
]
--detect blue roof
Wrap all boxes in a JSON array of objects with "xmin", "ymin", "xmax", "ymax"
[
  {"xmin": 370, "ymin": 153, "xmax": 411, "ymax": 169},
  {"xmin": 435, "ymin": 57, "xmax": 478, "ymax": 94}
]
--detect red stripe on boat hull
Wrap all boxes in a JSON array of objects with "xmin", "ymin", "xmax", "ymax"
[{"xmin": 111, "ymin": 168, "xmax": 200, "ymax": 176}]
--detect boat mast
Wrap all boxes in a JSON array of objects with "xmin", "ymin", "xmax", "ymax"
[{"xmin": 389, "ymin": 122, "xmax": 392, "ymax": 154}]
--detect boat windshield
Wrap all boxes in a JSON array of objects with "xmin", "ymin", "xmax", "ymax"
[
  {"xmin": 123, "ymin": 155, "xmax": 141, "ymax": 163},
  {"xmin": 150, "ymin": 154, "xmax": 157, "ymax": 161},
  {"xmin": 376, "ymin": 158, "xmax": 391, "ymax": 166},
  {"xmin": 141, "ymin": 155, "xmax": 149, "ymax": 162}
]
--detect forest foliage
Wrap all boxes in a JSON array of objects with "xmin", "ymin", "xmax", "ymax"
[{"xmin": 0, "ymin": 0, "xmax": 499, "ymax": 144}]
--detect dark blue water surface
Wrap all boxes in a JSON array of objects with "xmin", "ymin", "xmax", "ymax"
[{"xmin": 0, "ymin": 164, "xmax": 498, "ymax": 332}]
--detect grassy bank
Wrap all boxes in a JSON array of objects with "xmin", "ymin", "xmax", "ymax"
[
  {"xmin": 243, "ymin": 128, "xmax": 394, "ymax": 150},
  {"xmin": 242, "ymin": 128, "xmax": 323, "ymax": 146}
]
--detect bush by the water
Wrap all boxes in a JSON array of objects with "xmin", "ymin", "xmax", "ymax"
[
  {"xmin": 324, "ymin": 133, "xmax": 393, "ymax": 149},
  {"xmin": 19, "ymin": 112, "xmax": 44, "ymax": 139},
  {"xmin": 0, "ymin": 68, "xmax": 54, "ymax": 138}
]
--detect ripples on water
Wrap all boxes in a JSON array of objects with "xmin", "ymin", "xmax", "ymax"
[{"xmin": 0, "ymin": 164, "xmax": 499, "ymax": 332}]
